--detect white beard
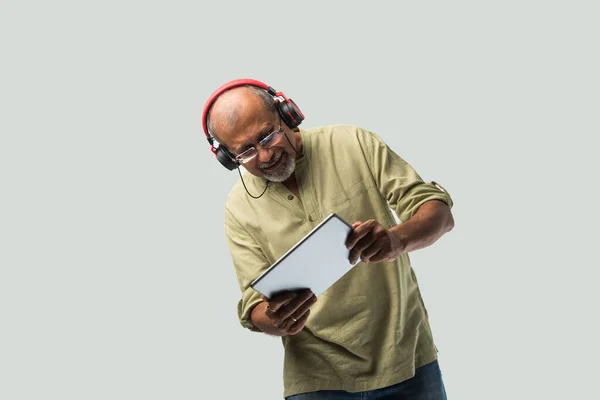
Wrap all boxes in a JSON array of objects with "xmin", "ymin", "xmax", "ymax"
[{"xmin": 260, "ymin": 152, "xmax": 296, "ymax": 182}]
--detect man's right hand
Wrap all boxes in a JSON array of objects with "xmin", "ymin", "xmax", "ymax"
[{"xmin": 250, "ymin": 289, "xmax": 317, "ymax": 336}]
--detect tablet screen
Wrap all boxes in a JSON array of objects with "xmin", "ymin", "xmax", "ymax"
[{"xmin": 250, "ymin": 213, "xmax": 357, "ymax": 299}]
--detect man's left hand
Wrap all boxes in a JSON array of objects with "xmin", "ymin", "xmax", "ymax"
[{"xmin": 345, "ymin": 219, "xmax": 406, "ymax": 265}]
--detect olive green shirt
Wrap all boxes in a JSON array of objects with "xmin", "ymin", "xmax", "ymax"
[{"xmin": 223, "ymin": 125, "xmax": 453, "ymax": 398}]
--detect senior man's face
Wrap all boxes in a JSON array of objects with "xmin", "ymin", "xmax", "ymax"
[{"xmin": 216, "ymin": 95, "xmax": 298, "ymax": 183}]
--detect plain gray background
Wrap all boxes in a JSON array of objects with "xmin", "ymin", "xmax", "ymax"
[{"xmin": 1, "ymin": 1, "xmax": 598, "ymax": 399}]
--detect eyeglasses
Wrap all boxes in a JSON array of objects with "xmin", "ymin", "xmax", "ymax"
[{"xmin": 234, "ymin": 117, "xmax": 284, "ymax": 164}]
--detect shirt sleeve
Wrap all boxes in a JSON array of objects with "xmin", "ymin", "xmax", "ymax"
[
  {"xmin": 223, "ymin": 206, "xmax": 269, "ymax": 332},
  {"xmin": 356, "ymin": 127, "xmax": 454, "ymax": 222}
]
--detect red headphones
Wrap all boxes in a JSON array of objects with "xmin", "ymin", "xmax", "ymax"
[{"xmin": 202, "ymin": 78, "xmax": 305, "ymax": 170}]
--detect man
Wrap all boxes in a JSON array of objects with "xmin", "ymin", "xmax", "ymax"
[{"xmin": 202, "ymin": 79, "xmax": 455, "ymax": 399}]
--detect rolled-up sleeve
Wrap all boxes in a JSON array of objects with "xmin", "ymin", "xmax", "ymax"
[
  {"xmin": 224, "ymin": 207, "xmax": 268, "ymax": 332},
  {"xmin": 358, "ymin": 129, "xmax": 454, "ymax": 222}
]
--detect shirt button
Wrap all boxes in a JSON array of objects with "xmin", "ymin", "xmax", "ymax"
[
  {"xmin": 308, "ymin": 216, "xmax": 314, "ymax": 222},
  {"xmin": 287, "ymin": 195, "xmax": 294, "ymax": 200}
]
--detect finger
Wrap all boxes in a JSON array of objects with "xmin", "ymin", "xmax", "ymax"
[
  {"xmin": 346, "ymin": 222, "xmax": 369, "ymax": 249},
  {"xmin": 349, "ymin": 242, "xmax": 361, "ymax": 264},
  {"xmin": 280, "ymin": 305, "xmax": 310, "ymax": 332},
  {"xmin": 368, "ymin": 248, "xmax": 391, "ymax": 263},
  {"xmin": 350, "ymin": 223, "xmax": 389, "ymax": 260},
  {"xmin": 352, "ymin": 232, "xmax": 379, "ymax": 254},
  {"xmin": 345, "ymin": 220, "xmax": 369, "ymax": 248},
  {"xmin": 349, "ymin": 235, "xmax": 377, "ymax": 264},
  {"xmin": 265, "ymin": 302, "xmax": 278, "ymax": 316},
  {"xmin": 270, "ymin": 291, "xmax": 308, "ymax": 322},
  {"xmin": 346, "ymin": 220, "xmax": 377, "ymax": 249},
  {"xmin": 278, "ymin": 290, "xmax": 314, "ymax": 321},
  {"xmin": 268, "ymin": 291, "xmax": 298, "ymax": 312},
  {"xmin": 288, "ymin": 293, "xmax": 317, "ymax": 321},
  {"xmin": 361, "ymin": 241, "xmax": 385, "ymax": 263},
  {"xmin": 270, "ymin": 290, "xmax": 313, "ymax": 329},
  {"xmin": 287, "ymin": 309, "xmax": 311, "ymax": 335}
]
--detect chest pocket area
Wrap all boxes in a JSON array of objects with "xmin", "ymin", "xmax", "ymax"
[{"xmin": 324, "ymin": 178, "xmax": 379, "ymax": 225}]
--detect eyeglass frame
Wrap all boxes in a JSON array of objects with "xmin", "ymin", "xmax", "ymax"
[{"xmin": 233, "ymin": 115, "xmax": 285, "ymax": 165}]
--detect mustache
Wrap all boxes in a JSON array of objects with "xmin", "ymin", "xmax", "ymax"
[{"xmin": 259, "ymin": 152, "xmax": 282, "ymax": 169}]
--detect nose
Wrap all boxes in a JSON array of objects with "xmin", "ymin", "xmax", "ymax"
[{"xmin": 256, "ymin": 146, "xmax": 274, "ymax": 163}]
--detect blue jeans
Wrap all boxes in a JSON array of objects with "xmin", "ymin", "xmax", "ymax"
[{"xmin": 286, "ymin": 359, "xmax": 447, "ymax": 400}]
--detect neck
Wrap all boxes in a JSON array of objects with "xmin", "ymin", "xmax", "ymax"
[{"xmin": 282, "ymin": 174, "xmax": 299, "ymax": 197}]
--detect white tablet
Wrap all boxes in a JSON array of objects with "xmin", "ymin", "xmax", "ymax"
[{"xmin": 250, "ymin": 213, "xmax": 359, "ymax": 299}]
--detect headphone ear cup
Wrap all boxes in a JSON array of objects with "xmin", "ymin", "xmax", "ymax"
[
  {"xmin": 277, "ymin": 98, "xmax": 304, "ymax": 128},
  {"xmin": 215, "ymin": 146, "xmax": 238, "ymax": 171}
]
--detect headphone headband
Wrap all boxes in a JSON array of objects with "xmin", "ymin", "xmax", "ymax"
[{"xmin": 202, "ymin": 79, "xmax": 276, "ymax": 139}]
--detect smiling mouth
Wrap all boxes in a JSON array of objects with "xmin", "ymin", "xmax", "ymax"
[{"xmin": 261, "ymin": 153, "xmax": 283, "ymax": 171}]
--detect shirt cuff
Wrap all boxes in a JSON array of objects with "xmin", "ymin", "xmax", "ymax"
[
  {"xmin": 237, "ymin": 287, "xmax": 265, "ymax": 332},
  {"xmin": 397, "ymin": 181, "xmax": 454, "ymax": 222}
]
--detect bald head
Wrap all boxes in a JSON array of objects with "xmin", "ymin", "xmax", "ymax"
[{"xmin": 207, "ymin": 86, "xmax": 276, "ymax": 140}]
